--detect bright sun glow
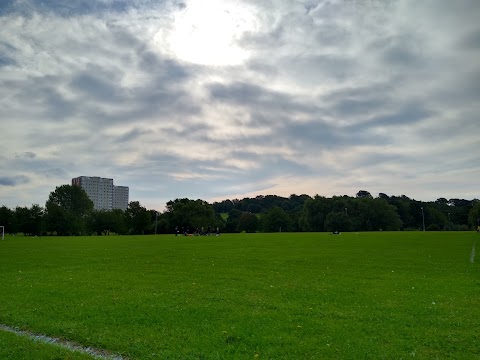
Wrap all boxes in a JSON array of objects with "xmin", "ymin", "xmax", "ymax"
[{"xmin": 160, "ymin": 0, "xmax": 256, "ymax": 66}]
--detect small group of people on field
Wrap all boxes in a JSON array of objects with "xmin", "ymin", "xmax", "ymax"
[{"xmin": 175, "ymin": 225, "xmax": 220, "ymax": 237}]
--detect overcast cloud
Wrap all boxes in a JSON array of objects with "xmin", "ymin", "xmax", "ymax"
[{"xmin": 1, "ymin": 0, "xmax": 479, "ymax": 210}]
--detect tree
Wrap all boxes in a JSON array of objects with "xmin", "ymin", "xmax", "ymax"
[
  {"xmin": 435, "ymin": 198, "xmax": 448, "ymax": 205},
  {"xmin": 224, "ymin": 209, "xmax": 242, "ymax": 233},
  {"xmin": 87, "ymin": 209, "xmax": 127, "ymax": 235},
  {"xmin": 13, "ymin": 206, "xmax": 31, "ymax": 234},
  {"xmin": 237, "ymin": 212, "xmax": 259, "ymax": 233},
  {"xmin": 44, "ymin": 202, "xmax": 74, "ymax": 235},
  {"xmin": 378, "ymin": 193, "xmax": 390, "ymax": 200},
  {"xmin": 289, "ymin": 194, "xmax": 311, "ymax": 210},
  {"xmin": 468, "ymin": 201, "xmax": 480, "ymax": 230},
  {"xmin": 324, "ymin": 211, "xmax": 351, "ymax": 232},
  {"xmin": 355, "ymin": 198, "xmax": 402, "ymax": 231},
  {"xmin": 356, "ymin": 190, "xmax": 373, "ymax": 199},
  {"xmin": 164, "ymin": 198, "xmax": 216, "ymax": 233},
  {"xmin": 262, "ymin": 206, "xmax": 293, "ymax": 232},
  {"xmin": 212, "ymin": 199, "xmax": 235, "ymax": 214},
  {"xmin": 45, "ymin": 185, "xmax": 93, "ymax": 235},
  {"xmin": 388, "ymin": 196, "xmax": 416, "ymax": 230},
  {"xmin": 299, "ymin": 196, "xmax": 331, "ymax": 231},
  {"xmin": 214, "ymin": 212, "xmax": 226, "ymax": 232},
  {"xmin": 46, "ymin": 185, "xmax": 94, "ymax": 216},
  {"xmin": 126, "ymin": 201, "xmax": 151, "ymax": 235},
  {"xmin": 28, "ymin": 204, "xmax": 44, "ymax": 235},
  {"xmin": 0, "ymin": 206, "xmax": 14, "ymax": 233},
  {"xmin": 154, "ymin": 212, "xmax": 172, "ymax": 234},
  {"xmin": 426, "ymin": 207, "xmax": 448, "ymax": 231}
]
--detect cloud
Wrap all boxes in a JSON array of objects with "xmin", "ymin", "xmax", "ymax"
[
  {"xmin": 0, "ymin": 0, "xmax": 187, "ymax": 17},
  {"xmin": 70, "ymin": 70, "xmax": 122, "ymax": 103},
  {"xmin": 459, "ymin": 28, "xmax": 480, "ymax": 51},
  {"xmin": 0, "ymin": 55, "xmax": 16, "ymax": 67},
  {"xmin": 15, "ymin": 152, "xmax": 36, "ymax": 159},
  {"xmin": 348, "ymin": 103, "xmax": 435, "ymax": 132},
  {"xmin": 0, "ymin": 0, "xmax": 479, "ymax": 209},
  {"xmin": 0, "ymin": 175, "xmax": 30, "ymax": 187}
]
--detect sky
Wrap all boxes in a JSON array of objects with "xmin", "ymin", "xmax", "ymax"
[{"xmin": 1, "ymin": 0, "xmax": 479, "ymax": 211}]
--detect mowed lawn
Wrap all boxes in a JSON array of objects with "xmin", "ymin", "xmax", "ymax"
[{"xmin": 0, "ymin": 232, "xmax": 479, "ymax": 359}]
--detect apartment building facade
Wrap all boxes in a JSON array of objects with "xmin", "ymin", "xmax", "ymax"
[
  {"xmin": 112, "ymin": 185, "xmax": 129, "ymax": 212},
  {"xmin": 72, "ymin": 176, "xmax": 129, "ymax": 211}
]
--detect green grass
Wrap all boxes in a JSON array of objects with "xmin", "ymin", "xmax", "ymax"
[
  {"xmin": 0, "ymin": 232, "xmax": 479, "ymax": 359},
  {"xmin": 220, "ymin": 213, "xmax": 228, "ymax": 221},
  {"xmin": 0, "ymin": 329, "xmax": 94, "ymax": 360}
]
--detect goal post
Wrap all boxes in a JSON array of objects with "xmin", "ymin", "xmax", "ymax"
[{"xmin": 0, "ymin": 226, "xmax": 4, "ymax": 240}]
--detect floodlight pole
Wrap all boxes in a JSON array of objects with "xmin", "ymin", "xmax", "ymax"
[
  {"xmin": 421, "ymin": 207, "xmax": 425, "ymax": 232},
  {"xmin": 345, "ymin": 207, "xmax": 348, "ymax": 216},
  {"xmin": 448, "ymin": 212, "xmax": 451, "ymax": 230},
  {"xmin": 155, "ymin": 212, "xmax": 158, "ymax": 235}
]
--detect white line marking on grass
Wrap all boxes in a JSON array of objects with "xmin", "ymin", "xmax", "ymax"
[
  {"xmin": 0, "ymin": 324, "xmax": 126, "ymax": 360},
  {"xmin": 470, "ymin": 239, "xmax": 477, "ymax": 264}
]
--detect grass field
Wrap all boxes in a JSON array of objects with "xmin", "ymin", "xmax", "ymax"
[{"xmin": 0, "ymin": 232, "xmax": 479, "ymax": 359}]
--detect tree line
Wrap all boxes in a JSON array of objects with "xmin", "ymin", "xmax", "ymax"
[
  {"xmin": 0, "ymin": 185, "xmax": 479, "ymax": 236},
  {"xmin": 214, "ymin": 192, "xmax": 480, "ymax": 233}
]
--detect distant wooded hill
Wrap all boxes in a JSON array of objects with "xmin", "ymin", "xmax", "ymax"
[{"xmin": 1, "ymin": 189, "xmax": 479, "ymax": 235}]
